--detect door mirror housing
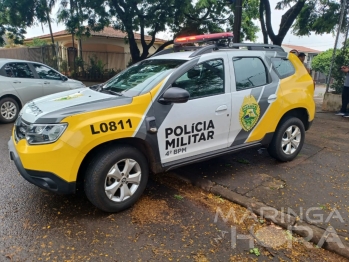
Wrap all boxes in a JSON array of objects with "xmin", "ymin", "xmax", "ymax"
[
  {"xmin": 61, "ymin": 75, "xmax": 68, "ymax": 81},
  {"xmin": 159, "ymin": 87, "xmax": 190, "ymax": 104}
]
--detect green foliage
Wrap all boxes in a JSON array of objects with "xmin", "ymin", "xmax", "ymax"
[
  {"xmin": 68, "ymin": 0, "xmax": 259, "ymax": 63},
  {"xmin": 75, "ymin": 56, "xmax": 84, "ymax": 69},
  {"xmin": 312, "ymin": 49, "xmax": 333, "ymax": 75},
  {"xmin": 0, "ymin": 0, "xmax": 37, "ymax": 46},
  {"xmin": 59, "ymin": 59, "xmax": 68, "ymax": 74},
  {"xmin": 312, "ymin": 46, "xmax": 349, "ymax": 94},
  {"xmin": 330, "ymin": 49, "xmax": 349, "ymax": 94},
  {"xmin": 26, "ymin": 38, "xmax": 48, "ymax": 47},
  {"xmin": 250, "ymin": 247, "xmax": 260, "ymax": 256},
  {"xmin": 260, "ymin": 0, "xmax": 342, "ymax": 45},
  {"xmin": 57, "ymin": 0, "xmax": 109, "ymax": 39},
  {"xmin": 174, "ymin": 194, "xmax": 184, "ymax": 200},
  {"xmin": 87, "ymin": 56, "xmax": 106, "ymax": 77},
  {"xmin": 106, "ymin": 68, "xmax": 122, "ymax": 78},
  {"xmin": 292, "ymin": 0, "xmax": 343, "ymax": 36}
]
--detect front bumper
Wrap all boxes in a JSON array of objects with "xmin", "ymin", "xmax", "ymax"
[{"xmin": 8, "ymin": 137, "xmax": 76, "ymax": 194}]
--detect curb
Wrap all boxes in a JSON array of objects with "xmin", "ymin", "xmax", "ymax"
[{"xmin": 171, "ymin": 173, "xmax": 349, "ymax": 259}]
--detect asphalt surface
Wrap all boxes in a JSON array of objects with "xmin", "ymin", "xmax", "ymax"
[
  {"xmin": 0, "ymin": 120, "xmax": 245, "ymax": 261},
  {"xmin": 0, "ymin": 123, "xmax": 306, "ymax": 262},
  {"xmin": 176, "ymin": 87, "xmax": 349, "ymax": 239},
  {"xmin": 0, "ymin": 86, "xmax": 348, "ymax": 261}
]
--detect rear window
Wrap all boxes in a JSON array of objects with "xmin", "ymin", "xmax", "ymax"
[{"xmin": 271, "ymin": 58, "xmax": 295, "ymax": 79}]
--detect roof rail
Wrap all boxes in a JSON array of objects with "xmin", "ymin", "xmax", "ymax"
[
  {"xmin": 188, "ymin": 44, "xmax": 217, "ymax": 58},
  {"xmin": 150, "ymin": 42, "xmax": 284, "ymax": 58},
  {"xmin": 223, "ymin": 43, "xmax": 284, "ymax": 51},
  {"xmin": 151, "ymin": 46, "xmax": 200, "ymax": 57}
]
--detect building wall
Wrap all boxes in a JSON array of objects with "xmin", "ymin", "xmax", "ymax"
[
  {"xmin": 281, "ymin": 45, "xmax": 320, "ymax": 68},
  {"xmin": 55, "ymin": 35, "xmax": 163, "ymax": 69}
]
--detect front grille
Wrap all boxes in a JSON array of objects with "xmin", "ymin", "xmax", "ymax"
[{"xmin": 14, "ymin": 117, "xmax": 29, "ymax": 142}]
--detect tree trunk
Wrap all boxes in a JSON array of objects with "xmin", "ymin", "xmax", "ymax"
[
  {"xmin": 69, "ymin": 0, "xmax": 76, "ymax": 74},
  {"xmin": 259, "ymin": 1, "xmax": 268, "ymax": 44},
  {"xmin": 261, "ymin": 0, "xmax": 305, "ymax": 46},
  {"xmin": 46, "ymin": 10, "xmax": 57, "ymax": 69},
  {"xmin": 154, "ymin": 40, "xmax": 174, "ymax": 54},
  {"xmin": 46, "ymin": 11, "xmax": 54, "ymax": 45},
  {"xmin": 72, "ymin": 34, "xmax": 76, "ymax": 74},
  {"xmin": 233, "ymin": 0, "xmax": 243, "ymax": 43},
  {"xmin": 127, "ymin": 30, "xmax": 141, "ymax": 64}
]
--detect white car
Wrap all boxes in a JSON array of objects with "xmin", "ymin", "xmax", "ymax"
[{"xmin": 0, "ymin": 59, "xmax": 85, "ymax": 123}]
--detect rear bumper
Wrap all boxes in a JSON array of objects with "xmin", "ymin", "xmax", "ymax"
[{"xmin": 8, "ymin": 137, "xmax": 75, "ymax": 194}]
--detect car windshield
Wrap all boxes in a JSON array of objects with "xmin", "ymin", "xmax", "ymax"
[{"xmin": 102, "ymin": 59, "xmax": 186, "ymax": 97}]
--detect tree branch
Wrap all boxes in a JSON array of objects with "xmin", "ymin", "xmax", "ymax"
[
  {"xmin": 277, "ymin": 0, "xmax": 306, "ymax": 44},
  {"xmin": 261, "ymin": 0, "xmax": 276, "ymax": 43},
  {"xmin": 140, "ymin": 17, "xmax": 147, "ymax": 49},
  {"xmin": 153, "ymin": 40, "xmax": 174, "ymax": 54},
  {"xmin": 147, "ymin": 23, "xmax": 159, "ymax": 50},
  {"xmin": 184, "ymin": 6, "xmax": 212, "ymax": 22}
]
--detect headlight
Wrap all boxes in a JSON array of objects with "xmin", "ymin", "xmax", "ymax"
[{"xmin": 26, "ymin": 123, "xmax": 68, "ymax": 145}]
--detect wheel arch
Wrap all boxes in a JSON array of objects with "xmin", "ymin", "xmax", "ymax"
[
  {"xmin": 76, "ymin": 137, "xmax": 161, "ymax": 191},
  {"xmin": 0, "ymin": 94, "xmax": 23, "ymax": 110},
  {"xmin": 278, "ymin": 107, "xmax": 310, "ymax": 131}
]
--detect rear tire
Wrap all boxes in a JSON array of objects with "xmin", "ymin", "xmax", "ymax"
[
  {"xmin": 268, "ymin": 117, "xmax": 305, "ymax": 162},
  {"xmin": 0, "ymin": 97, "xmax": 19, "ymax": 123},
  {"xmin": 84, "ymin": 145, "xmax": 149, "ymax": 213}
]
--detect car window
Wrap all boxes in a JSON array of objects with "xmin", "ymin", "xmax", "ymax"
[
  {"xmin": 233, "ymin": 57, "xmax": 268, "ymax": 91},
  {"xmin": 2, "ymin": 63, "xmax": 34, "ymax": 79},
  {"xmin": 271, "ymin": 58, "xmax": 295, "ymax": 79},
  {"xmin": 33, "ymin": 64, "xmax": 62, "ymax": 80},
  {"xmin": 2, "ymin": 65, "xmax": 14, "ymax": 77},
  {"xmin": 103, "ymin": 59, "xmax": 185, "ymax": 97},
  {"xmin": 173, "ymin": 59, "xmax": 224, "ymax": 99}
]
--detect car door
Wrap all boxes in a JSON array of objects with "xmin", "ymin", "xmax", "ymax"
[
  {"xmin": 5, "ymin": 62, "xmax": 44, "ymax": 104},
  {"xmin": 227, "ymin": 54, "xmax": 282, "ymax": 146},
  {"xmin": 30, "ymin": 63, "xmax": 70, "ymax": 96},
  {"xmin": 156, "ymin": 53, "xmax": 232, "ymax": 164}
]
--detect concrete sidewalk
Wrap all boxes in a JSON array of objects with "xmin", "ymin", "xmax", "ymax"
[{"xmin": 172, "ymin": 94, "xmax": 349, "ymax": 257}]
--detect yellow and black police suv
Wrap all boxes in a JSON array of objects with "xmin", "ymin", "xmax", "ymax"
[{"xmin": 8, "ymin": 33, "xmax": 315, "ymax": 212}]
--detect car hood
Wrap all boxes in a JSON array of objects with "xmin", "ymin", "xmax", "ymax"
[{"xmin": 19, "ymin": 88, "xmax": 133, "ymax": 124}]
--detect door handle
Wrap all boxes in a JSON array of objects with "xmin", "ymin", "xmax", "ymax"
[
  {"xmin": 215, "ymin": 105, "xmax": 228, "ymax": 112},
  {"xmin": 13, "ymin": 81, "xmax": 21, "ymax": 84},
  {"xmin": 44, "ymin": 81, "xmax": 50, "ymax": 84},
  {"xmin": 267, "ymin": 94, "xmax": 277, "ymax": 103}
]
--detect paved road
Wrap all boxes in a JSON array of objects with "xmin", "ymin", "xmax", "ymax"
[
  {"xmin": 176, "ymin": 96, "xmax": 349, "ymax": 240},
  {"xmin": 1, "ymin": 121, "xmax": 347, "ymax": 261}
]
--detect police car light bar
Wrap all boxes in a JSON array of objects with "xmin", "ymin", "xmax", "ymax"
[{"xmin": 174, "ymin": 32, "xmax": 234, "ymax": 45}]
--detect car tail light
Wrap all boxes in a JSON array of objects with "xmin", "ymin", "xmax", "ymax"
[{"xmin": 174, "ymin": 32, "xmax": 234, "ymax": 45}]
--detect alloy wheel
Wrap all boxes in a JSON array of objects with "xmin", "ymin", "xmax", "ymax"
[{"xmin": 104, "ymin": 158, "xmax": 142, "ymax": 202}]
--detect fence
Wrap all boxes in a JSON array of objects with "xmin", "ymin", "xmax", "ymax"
[
  {"xmin": 0, "ymin": 45, "xmax": 58, "ymax": 70},
  {"xmin": 60, "ymin": 48, "xmax": 132, "ymax": 81},
  {"xmin": 312, "ymin": 71, "xmax": 327, "ymax": 84},
  {"xmin": 0, "ymin": 45, "xmax": 132, "ymax": 81}
]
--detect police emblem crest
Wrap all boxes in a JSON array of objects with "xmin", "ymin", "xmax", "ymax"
[{"xmin": 239, "ymin": 95, "xmax": 260, "ymax": 131}]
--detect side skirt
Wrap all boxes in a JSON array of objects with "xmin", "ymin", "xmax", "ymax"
[{"xmin": 162, "ymin": 132, "xmax": 274, "ymax": 172}]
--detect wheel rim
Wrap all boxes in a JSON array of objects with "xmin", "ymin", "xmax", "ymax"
[
  {"xmin": 281, "ymin": 125, "xmax": 301, "ymax": 155},
  {"xmin": 104, "ymin": 158, "xmax": 142, "ymax": 202},
  {"xmin": 0, "ymin": 101, "xmax": 17, "ymax": 120}
]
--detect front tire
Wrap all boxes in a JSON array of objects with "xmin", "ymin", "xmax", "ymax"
[
  {"xmin": 268, "ymin": 117, "xmax": 305, "ymax": 162},
  {"xmin": 84, "ymin": 145, "xmax": 149, "ymax": 213},
  {"xmin": 0, "ymin": 97, "xmax": 19, "ymax": 123}
]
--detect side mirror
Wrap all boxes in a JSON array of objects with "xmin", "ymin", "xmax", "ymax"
[
  {"xmin": 159, "ymin": 87, "xmax": 190, "ymax": 104},
  {"xmin": 61, "ymin": 75, "xmax": 68, "ymax": 81}
]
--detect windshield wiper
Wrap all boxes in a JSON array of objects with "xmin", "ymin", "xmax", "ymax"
[{"xmin": 100, "ymin": 89, "xmax": 123, "ymax": 96}]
